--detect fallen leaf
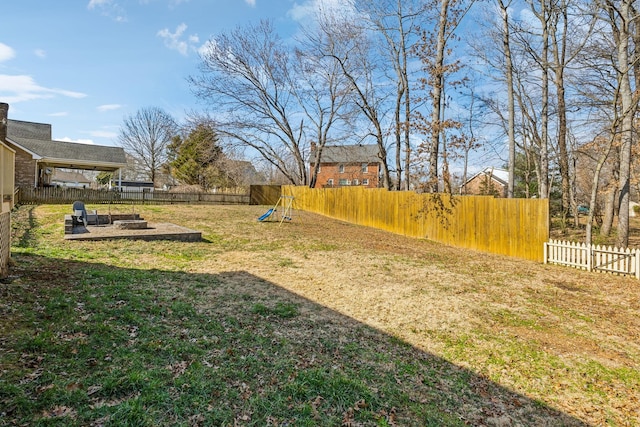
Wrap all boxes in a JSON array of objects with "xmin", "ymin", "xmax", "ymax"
[
  {"xmin": 42, "ymin": 405, "xmax": 77, "ymax": 419},
  {"xmin": 87, "ymin": 385, "xmax": 102, "ymax": 396},
  {"xmin": 66, "ymin": 382, "xmax": 83, "ymax": 392},
  {"xmin": 36, "ymin": 384, "xmax": 55, "ymax": 393},
  {"xmin": 167, "ymin": 360, "xmax": 190, "ymax": 378},
  {"xmin": 353, "ymin": 399, "xmax": 367, "ymax": 411}
]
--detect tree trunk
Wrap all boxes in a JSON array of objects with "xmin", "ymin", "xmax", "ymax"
[
  {"xmin": 403, "ymin": 46, "xmax": 411, "ymax": 191},
  {"xmin": 600, "ymin": 185, "xmax": 617, "ymax": 237},
  {"xmin": 427, "ymin": 0, "xmax": 450, "ymax": 193},
  {"xmin": 550, "ymin": 0, "xmax": 575, "ymax": 225},
  {"xmin": 395, "ymin": 81, "xmax": 404, "ymax": 190},
  {"xmin": 539, "ymin": 2, "xmax": 550, "ymax": 199},
  {"xmin": 499, "ymin": 0, "xmax": 516, "ymax": 198},
  {"xmin": 615, "ymin": 0, "xmax": 634, "ymax": 248}
]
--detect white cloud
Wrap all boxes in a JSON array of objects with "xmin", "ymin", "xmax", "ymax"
[
  {"xmin": 87, "ymin": 130, "xmax": 117, "ymax": 138},
  {"xmin": 157, "ymin": 23, "xmax": 200, "ymax": 56},
  {"xmin": 97, "ymin": 104, "xmax": 122, "ymax": 112},
  {"xmin": 245, "ymin": 0, "xmax": 256, "ymax": 6},
  {"xmin": 87, "ymin": 0, "xmax": 127, "ymax": 22},
  {"xmin": 288, "ymin": 0, "xmax": 356, "ymax": 25},
  {"xmin": 0, "ymin": 43, "xmax": 15, "ymax": 62},
  {"xmin": 197, "ymin": 39, "xmax": 216, "ymax": 57},
  {"xmin": 34, "ymin": 49, "xmax": 47, "ymax": 59},
  {"xmin": 87, "ymin": 0, "xmax": 111, "ymax": 9},
  {"xmin": 58, "ymin": 136, "xmax": 95, "ymax": 145},
  {"xmin": 0, "ymin": 74, "xmax": 87, "ymax": 104}
]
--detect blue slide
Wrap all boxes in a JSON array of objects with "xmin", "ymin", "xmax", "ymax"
[{"xmin": 257, "ymin": 208, "xmax": 274, "ymax": 221}]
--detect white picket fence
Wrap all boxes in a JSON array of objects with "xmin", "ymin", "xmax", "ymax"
[{"xmin": 544, "ymin": 239, "xmax": 640, "ymax": 279}]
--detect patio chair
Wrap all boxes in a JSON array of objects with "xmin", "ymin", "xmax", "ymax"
[{"xmin": 72, "ymin": 201, "xmax": 98, "ymax": 226}]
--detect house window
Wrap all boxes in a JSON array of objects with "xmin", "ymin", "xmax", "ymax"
[
  {"xmin": 339, "ymin": 179, "xmax": 348, "ymax": 186},
  {"xmin": 362, "ymin": 179, "xmax": 369, "ymax": 186},
  {"xmin": 327, "ymin": 179, "xmax": 334, "ymax": 186},
  {"xmin": 339, "ymin": 164, "xmax": 345, "ymax": 173},
  {"xmin": 361, "ymin": 163, "xmax": 368, "ymax": 173},
  {"xmin": 353, "ymin": 179, "xmax": 359, "ymax": 185}
]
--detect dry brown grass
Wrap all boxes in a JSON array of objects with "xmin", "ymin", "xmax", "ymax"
[{"xmin": 7, "ymin": 203, "xmax": 640, "ymax": 425}]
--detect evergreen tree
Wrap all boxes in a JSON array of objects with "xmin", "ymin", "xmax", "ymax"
[
  {"xmin": 168, "ymin": 124, "xmax": 223, "ymax": 190},
  {"xmin": 95, "ymin": 171, "xmax": 113, "ymax": 186},
  {"xmin": 512, "ymin": 151, "xmax": 538, "ymax": 198}
]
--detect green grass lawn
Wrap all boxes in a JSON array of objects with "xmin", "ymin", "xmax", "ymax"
[{"xmin": 0, "ymin": 204, "xmax": 637, "ymax": 426}]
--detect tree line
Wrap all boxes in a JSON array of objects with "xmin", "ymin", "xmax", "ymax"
[
  {"xmin": 103, "ymin": 107, "xmax": 262, "ymax": 192},
  {"xmin": 116, "ymin": 0, "xmax": 640, "ymax": 248}
]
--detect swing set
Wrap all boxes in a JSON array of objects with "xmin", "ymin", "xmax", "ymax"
[{"xmin": 257, "ymin": 195, "xmax": 294, "ymax": 225}]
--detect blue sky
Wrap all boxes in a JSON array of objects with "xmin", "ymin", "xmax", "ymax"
[{"xmin": 1, "ymin": 0, "xmax": 318, "ymax": 147}]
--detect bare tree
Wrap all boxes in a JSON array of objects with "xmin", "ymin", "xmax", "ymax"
[
  {"xmin": 315, "ymin": 9, "xmax": 393, "ymax": 189},
  {"xmin": 571, "ymin": 0, "xmax": 639, "ymax": 246},
  {"xmin": 413, "ymin": 0, "xmax": 474, "ymax": 193},
  {"xmin": 549, "ymin": 0, "xmax": 596, "ymax": 223},
  {"xmin": 359, "ymin": 0, "xmax": 426, "ymax": 190},
  {"xmin": 608, "ymin": 0, "xmax": 638, "ymax": 247},
  {"xmin": 514, "ymin": 0, "xmax": 552, "ymax": 199},
  {"xmin": 497, "ymin": 0, "xmax": 517, "ymax": 198},
  {"xmin": 118, "ymin": 107, "xmax": 177, "ymax": 186},
  {"xmin": 189, "ymin": 20, "xmax": 307, "ymax": 185},
  {"xmin": 294, "ymin": 21, "xmax": 354, "ymax": 189}
]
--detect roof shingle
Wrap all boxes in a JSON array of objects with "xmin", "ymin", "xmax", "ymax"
[
  {"xmin": 311, "ymin": 144, "xmax": 380, "ymax": 164},
  {"xmin": 9, "ymin": 136, "xmax": 127, "ymax": 165}
]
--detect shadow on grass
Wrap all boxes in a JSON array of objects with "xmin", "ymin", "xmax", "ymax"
[
  {"xmin": 11, "ymin": 205, "xmax": 38, "ymax": 249},
  {"xmin": 0, "ymin": 254, "xmax": 588, "ymax": 427}
]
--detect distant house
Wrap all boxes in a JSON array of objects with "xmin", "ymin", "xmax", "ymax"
[
  {"xmin": 309, "ymin": 144, "xmax": 381, "ymax": 188},
  {"xmin": 110, "ymin": 180, "xmax": 154, "ymax": 192},
  {"xmin": 5, "ymin": 119, "xmax": 127, "ymax": 188},
  {"xmin": 1, "ymin": 103, "xmax": 15, "ymax": 278},
  {"xmin": 227, "ymin": 159, "xmax": 263, "ymax": 186},
  {"xmin": 463, "ymin": 168, "xmax": 509, "ymax": 197},
  {"xmin": 51, "ymin": 169, "xmax": 92, "ymax": 188}
]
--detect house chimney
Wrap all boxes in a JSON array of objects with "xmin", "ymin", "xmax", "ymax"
[{"xmin": 0, "ymin": 102, "xmax": 8, "ymax": 143}]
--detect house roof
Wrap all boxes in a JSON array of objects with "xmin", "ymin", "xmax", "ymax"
[
  {"xmin": 7, "ymin": 119, "xmax": 52, "ymax": 140},
  {"xmin": 6, "ymin": 119, "xmax": 127, "ymax": 171},
  {"xmin": 7, "ymin": 136, "xmax": 127, "ymax": 171},
  {"xmin": 51, "ymin": 169, "xmax": 91, "ymax": 184},
  {"xmin": 466, "ymin": 167, "xmax": 509, "ymax": 186},
  {"xmin": 311, "ymin": 144, "xmax": 380, "ymax": 164}
]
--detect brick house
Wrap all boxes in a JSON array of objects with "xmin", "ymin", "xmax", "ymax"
[
  {"xmin": 309, "ymin": 144, "xmax": 381, "ymax": 188},
  {"xmin": 1, "ymin": 103, "xmax": 15, "ymax": 278},
  {"xmin": 5, "ymin": 119, "xmax": 127, "ymax": 188},
  {"xmin": 462, "ymin": 167, "xmax": 509, "ymax": 197}
]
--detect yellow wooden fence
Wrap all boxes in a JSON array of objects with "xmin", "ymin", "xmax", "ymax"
[{"xmin": 283, "ymin": 186, "xmax": 549, "ymax": 261}]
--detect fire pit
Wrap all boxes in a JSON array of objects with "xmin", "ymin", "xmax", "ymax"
[{"xmin": 112, "ymin": 220, "xmax": 148, "ymax": 230}]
